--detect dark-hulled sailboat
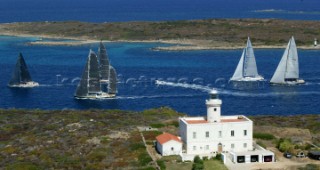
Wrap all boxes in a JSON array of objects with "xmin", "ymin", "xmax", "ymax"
[
  {"xmin": 8, "ymin": 53, "xmax": 39, "ymax": 88},
  {"xmin": 74, "ymin": 43, "xmax": 117, "ymax": 99}
]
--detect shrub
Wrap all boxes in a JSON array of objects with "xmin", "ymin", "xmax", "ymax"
[
  {"xmin": 215, "ymin": 153, "xmax": 222, "ymax": 161},
  {"xmin": 150, "ymin": 123, "xmax": 165, "ymax": 128},
  {"xmin": 167, "ymin": 121, "xmax": 179, "ymax": 127},
  {"xmin": 157, "ymin": 160, "xmax": 166, "ymax": 170},
  {"xmin": 138, "ymin": 153, "xmax": 152, "ymax": 166},
  {"xmin": 278, "ymin": 139, "xmax": 294, "ymax": 152},
  {"xmin": 130, "ymin": 143, "xmax": 145, "ymax": 151},
  {"xmin": 192, "ymin": 155, "xmax": 204, "ymax": 170},
  {"xmin": 253, "ymin": 133, "xmax": 275, "ymax": 140},
  {"xmin": 298, "ymin": 164, "xmax": 319, "ymax": 170}
]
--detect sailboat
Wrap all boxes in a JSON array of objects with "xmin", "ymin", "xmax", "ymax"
[
  {"xmin": 74, "ymin": 44, "xmax": 117, "ymax": 99},
  {"xmin": 230, "ymin": 37, "xmax": 264, "ymax": 81},
  {"xmin": 8, "ymin": 53, "xmax": 39, "ymax": 88},
  {"xmin": 270, "ymin": 37, "xmax": 305, "ymax": 85}
]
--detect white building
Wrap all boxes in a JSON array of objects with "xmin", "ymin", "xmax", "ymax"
[
  {"xmin": 178, "ymin": 90, "xmax": 275, "ymax": 163},
  {"xmin": 156, "ymin": 132, "xmax": 182, "ymax": 156}
]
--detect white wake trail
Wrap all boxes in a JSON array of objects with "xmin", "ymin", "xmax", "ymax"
[
  {"xmin": 155, "ymin": 80, "xmax": 320, "ymax": 97},
  {"xmin": 155, "ymin": 80, "xmax": 214, "ymax": 92}
]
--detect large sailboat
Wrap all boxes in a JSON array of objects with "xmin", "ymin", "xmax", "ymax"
[
  {"xmin": 74, "ymin": 44, "xmax": 117, "ymax": 99},
  {"xmin": 8, "ymin": 53, "xmax": 39, "ymax": 88},
  {"xmin": 270, "ymin": 37, "xmax": 305, "ymax": 85},
  {"xmin": 230, "ymin": 37, "xmax": 264, "ymax": 81}
]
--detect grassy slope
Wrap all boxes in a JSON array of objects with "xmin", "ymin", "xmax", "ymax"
[
  {"xmin": 0, "ymin": 108, "xmax": 319, "ymax": 169},
  {"xmin": 0, "ymin": 19, "xmax": 319, "ymax": 45}
]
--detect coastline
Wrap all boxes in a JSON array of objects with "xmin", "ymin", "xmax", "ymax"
[
  {"xmin": 1, "ymin": 25, "xmax": 319, "ymax": 51},
  {"xmin": 2, "ymin": 32, "xmax": 319, "ymax": 51}
]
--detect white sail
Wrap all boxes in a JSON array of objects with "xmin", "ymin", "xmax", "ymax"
[
  {"xmin": 285, "ymin": 37, "xmax": 299, "ymax": 79},
  {"xmin": 270, "ymin": 37, "xmax": 300, "ymax": 84},
  {"xmin": 230, "ymin": 48, "xmax": 245, "ymax": 81},
  {"xmin": 230, "ymin": 37, "xmax": 263, "ymax": 81},
  {"xmin": 243, "ymin": 38, "xmax": 259, "ymax": 77}
]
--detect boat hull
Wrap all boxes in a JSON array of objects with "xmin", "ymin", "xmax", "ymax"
[
  {"xmin": 230, "ymin": 75, "xmax": 264, "ymax": 82},
  {"xmin": 8, "ymin": 81, "xmax": 39, "ymax": 88},
  {"xmin": 270, "ymin": 79, "xmax": 305, "ymax": 85},
  {"xmin": 74, "ymin": 92, "xmax": 116, "ymax": 99}
]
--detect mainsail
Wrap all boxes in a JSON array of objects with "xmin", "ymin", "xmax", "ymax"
[
  {"xmin": 108, "ymin": 66, "xmax": 117, "ymax": 94},
  {"xmin": 98, "ymin": 42, "xmax": 110, "ymax": 81},
  {"xmin": 8, "ymin": 53, "xmax": 33, "ymax": 86},
  {"xmin": 270, "ymin": 37, "xmax": 299, "ymax": 84},
  {"xmin": 230, "ymin": 37, "xmax": 260, "ymax": 81},
  {"xmin": 75, "ymin": 50, "xmax": 101, "ymax": 97},
  {"xmin": 243, "ymin": 38, "xmax": 259, "ymax": 77}
]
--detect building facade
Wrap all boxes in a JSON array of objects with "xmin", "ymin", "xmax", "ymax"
[
  {"xmin": 178, "ymin": 90, "xmax": 274, "ymax": 163},
  {"xmin": 156, "ymin": 132, "xmax": 182, "ymax": 156}
]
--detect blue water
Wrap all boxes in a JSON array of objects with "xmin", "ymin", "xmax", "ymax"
[
  {"xmin": 1, "ymin": 1, "xmax": 320, "ymax": 115},
  {"xmin": 0, "ymin": 0, "xmax": 320, "ymax": 23},
  {"xmin": 1, "ymin": 36, "xmax": 320, "ymax": 116}
]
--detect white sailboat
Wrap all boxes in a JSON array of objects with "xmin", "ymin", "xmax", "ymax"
[
  {"xmin": 270, "ymin": 37, "xmax": 305, "ymax": 85},
  {"xmin": 230, "ymin": 37, "xmax": 264, "ymax": 81}
]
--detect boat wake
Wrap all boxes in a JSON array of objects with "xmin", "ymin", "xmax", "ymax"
[
  {"xmin": 116, "ymin": 94, "xmax": 203, "ymax": 100},
  {"xmin": 155, "ymin": 80, "xmax": 320, "ymax": 97},
  {"xmin": 155, "ymin": 80, "xmax": 213, "ymax": 92}
]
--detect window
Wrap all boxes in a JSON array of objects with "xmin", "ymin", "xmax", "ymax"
[
  {"xmin": 193, "ymin": 146, "xmax": 196, "ymax": 151},
  {"xmin": 193, "ymin": 132, "xmax": 196, "ymax": 139},
  {"xmin": 206, "ymin": 145, "xmax": 209, "ymax": 150},
  {"xmin": 231, "ymin": 130, "xmax": 234, "ymax": 137},
  {"xmin": 244, "ymin": 130, "xmax": 247, "ymax": 136},
  {"xmin": 219, "ymin": 131, "xmax": 222, "ymax": 138},
  {"xmin": 244, "ymin": 143, "xmax": 247, "ymax": 148},
  {"xmin": 206, "ymin": 131, "xmax": 209, "ymax": 138},
  {"xmin": 231, "ymin": 144, "xmax": 235, "ymax": 149}
]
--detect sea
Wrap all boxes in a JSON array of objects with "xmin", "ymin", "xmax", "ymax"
[{"xmin": 0, "ymin": 0, "xmax": 320, "ymax": 116}]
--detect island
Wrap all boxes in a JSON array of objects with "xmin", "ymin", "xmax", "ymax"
[{"xmin": 0, "ymin": 19, "xmax": 319, "ymax": 50}]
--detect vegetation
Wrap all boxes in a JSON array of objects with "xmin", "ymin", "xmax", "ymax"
[
  {"xmin": 192, "ymin": 156, "xmax": 204, "ymax": 170},
  {"xmin": 157, "ymin": 160, "xmax": 166, "ymax": 170},
  {"xmin": 277, "ymin": 138, "xmax": 295, "ymax": 153},
  {"xmin": 253, "ymin": 132, "xmax": 276, "ymax": 140},
  {"xmin": 204, "ymin": 159, "xmax": 228, "ymax": 170},
  {"xmin": 0, "ymin": 108, "xmax": 182, "ymax": 169},
  {"xmin": 298, "ymin": 164, "xmax": 320, "ymax": 170},
  {"xmin": 0, "ymin": 108, "xmax": 319, "ymax": 169},
  {"xmin": 1, "ymin": 19, "xmax": 319, "ymax": 46}
]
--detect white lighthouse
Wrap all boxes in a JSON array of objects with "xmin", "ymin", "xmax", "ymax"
[{"xmin": 206, "ymin": 90, "xmax": 222, "ymax": 123}]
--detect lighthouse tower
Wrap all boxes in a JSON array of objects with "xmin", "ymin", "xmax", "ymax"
[{"xmin": 206, "ymin": 90, "xmax": 222, "ymax": 123}]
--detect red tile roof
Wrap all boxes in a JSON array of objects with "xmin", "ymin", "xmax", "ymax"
[
  {"xmin": 156, "ymin": 133, "xmax": 182, "ymax": 145},
  {"xmin": 221, "ymin": 118, "xmax": 247, "ymax": 122},
  {"xmin": 185, "ymin": 120, "xmax": 208, "ymax": 124}
]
